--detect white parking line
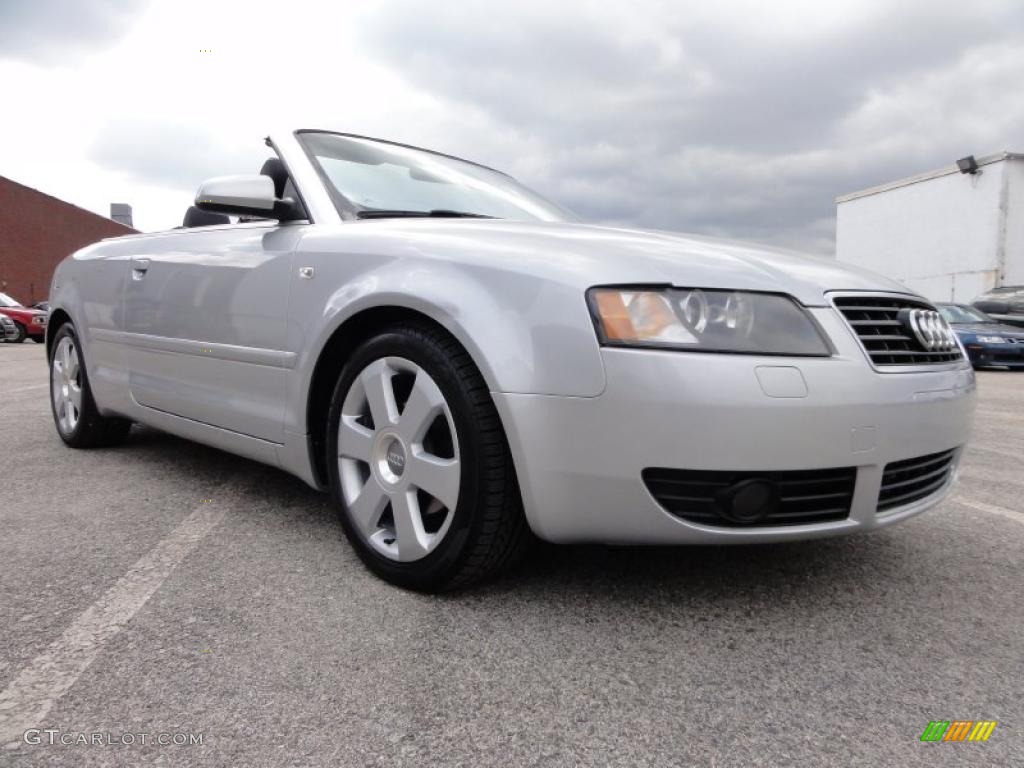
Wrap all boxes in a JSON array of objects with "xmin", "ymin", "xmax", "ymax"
[
  {"xmin": 0, "ymin": 499, "xmax": 228, "ymax": 745},
  {"xmin": 953, "ymin": 496, "xmax": 1024, "ymax": 525}
]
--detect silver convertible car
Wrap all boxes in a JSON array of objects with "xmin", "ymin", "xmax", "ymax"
[{"xmin": 48, "ymin": 129, "xmax": 976, "ymax": 590}]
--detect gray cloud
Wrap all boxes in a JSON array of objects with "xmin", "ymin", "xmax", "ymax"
[
  {"xmin": 355, "ymin": 0, "xmax": 1024, "ymax": 253},
  {"xmin": 91, "ymin": 118, "xmax": 271, "ymax": 195},
  {"xmin": 0, "ymin": 0, "xmax": 149, "ymax": 64}
]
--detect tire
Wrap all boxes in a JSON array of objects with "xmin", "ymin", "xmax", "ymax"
[
  {"xmin": 49, "ymin": 323, "xmax": 132, "ymax": 448},
  {"xmin": 31, "ymin": 335, "xmax": 45, "ymax": 343},
  {"xmin": 10, "ymin": 322, "xmax": 26, "ymax": 343},
  {"xmin": 326, "ymin": 323, "xmax": 529, "ymax": 591}
]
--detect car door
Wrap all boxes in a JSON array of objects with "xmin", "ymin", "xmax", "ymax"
[{"xmin": 122, "ymin": 222, "xmax": 307, "ymax": 443}]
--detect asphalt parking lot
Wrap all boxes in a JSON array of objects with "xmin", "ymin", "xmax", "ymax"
[{"xmin": 1, "ymin": 341, "xmax": 1021, "ymax": 767}]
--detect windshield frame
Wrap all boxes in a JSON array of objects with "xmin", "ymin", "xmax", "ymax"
[
  {"xmin": 937, "ymin": 304, "xmax": 994, "ymax": 324},
  {"xmin": 294, "ymin": 130, "xmax": 574, "ymax": 224}
]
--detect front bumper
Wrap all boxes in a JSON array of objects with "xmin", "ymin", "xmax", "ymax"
[
  {"xmin": 964, "ymin": 342, "xmax": 1024, "ymax": 368},
  {"xmin": 494, "ymin": 309, "xmax": 976, "ymax": 544}
]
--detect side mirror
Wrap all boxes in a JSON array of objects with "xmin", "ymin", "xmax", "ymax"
[
  {"xmin": 974, "ymin": 301, "xmax": 1008, "ymax": 315},
  {"xmin": 195, "ymin": 175, "xmax": 303, "ymax": 220}
]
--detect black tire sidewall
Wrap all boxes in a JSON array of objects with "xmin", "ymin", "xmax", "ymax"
[
  {"xmin": 12, "ymin": 322, "xmax": 26, "ymax": 343},
  {"xmin": 326, "ymin": 328, "xmax": 491, "ymax": 590}
]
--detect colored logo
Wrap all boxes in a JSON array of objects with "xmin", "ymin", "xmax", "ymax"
[{"xmin": 920, "ymin": 720, "xmax": 997, "ymax": 742}]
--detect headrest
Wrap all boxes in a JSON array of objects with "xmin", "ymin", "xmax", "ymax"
[{"xmin": 260, "ymin": 157, "xmax": 289, "ymax": 199}]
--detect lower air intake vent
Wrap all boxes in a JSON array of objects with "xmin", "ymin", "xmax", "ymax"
[
  {"xmin": 643, "ymin": 466, "xmax": 856, "ymax": 527},
  {"xmin": 877, "ymin": 449, "xmax": 956, "ymax": 513}
]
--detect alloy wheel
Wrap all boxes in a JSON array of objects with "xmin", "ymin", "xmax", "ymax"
[
  {"xmin": 337, "ymin": 356, "xmax": 460, "ymax": 562},
  {"xmin": 51, "ymin": 335, "xmax": 82, "ymax": 434}
]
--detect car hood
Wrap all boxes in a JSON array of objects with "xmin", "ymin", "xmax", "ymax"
[
  {"xmin": 324, "ymin": 219, "xmax": 912, "ymax": 307},
  {"xmin": 952, "ymin": 322, "xmax": 1023, "ymax": 336},
  {"xmin": 0, "ymin": 307, "xmax": 44, "ymax": 320}
]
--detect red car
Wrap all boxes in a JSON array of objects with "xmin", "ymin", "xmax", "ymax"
[{"xmin": 0, "ymin": 292, "xmax": 47, "ymax": 343}]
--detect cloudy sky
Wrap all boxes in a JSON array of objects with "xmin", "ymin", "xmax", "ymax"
[{"xmin": 1, "ymin": 0, "xmax": 1022, "ymax": 254}]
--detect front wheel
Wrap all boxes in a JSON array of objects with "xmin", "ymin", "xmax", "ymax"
[
  {"xmin": 10, "ymin": 323, "xmax": 26, "ymax": 343},
  {"xmin": 327, "ymin": 324, "xmax": 529, "ymax": 591},
  {"xmin": 49, "ymin": 324, "xmax": 132, "ymax": 448}
]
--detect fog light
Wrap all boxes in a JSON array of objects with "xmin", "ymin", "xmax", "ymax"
[{"xmin": 716, "ymin": 479, "xmax": 779, "ymax": 524}]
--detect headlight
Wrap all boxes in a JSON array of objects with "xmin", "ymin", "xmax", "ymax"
[
  {"xmin": 976, "ymin": 335, "xmax": 1006, "ymax": 344},
  {"xmin": 588, "ymin": 287, "xmax": 831, "ymax": 355}
]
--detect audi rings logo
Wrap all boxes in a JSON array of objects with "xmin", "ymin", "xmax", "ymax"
[{"xmin": 900, "ymin": 308, "xmax": 958, "ymax": 351}]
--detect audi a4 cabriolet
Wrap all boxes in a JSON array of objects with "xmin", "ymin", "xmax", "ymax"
[{"xmin": 47, "ymin": 130, "xmax": 975, "ymax": 590}]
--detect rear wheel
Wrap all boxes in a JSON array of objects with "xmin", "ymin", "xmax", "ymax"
[
  {"xmin": 327, "ymin": 324, "xmax": 528, "ymax": 591},
  {"xmin": 49, "ymin": 324, "xmax": 132, "ymax": 448}
]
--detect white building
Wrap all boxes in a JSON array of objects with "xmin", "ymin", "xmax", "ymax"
[{"xmin": 835, "ymin": 152, "xmax": 1024, "ymax": 303}]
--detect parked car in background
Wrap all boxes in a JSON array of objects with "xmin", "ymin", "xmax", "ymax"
[
  {"xmin": 45, "ymin": 129, "xmax": 976, "ymax": 591},
  {"xmin": 0, "ymin": 313, "xmax": 18, "ymax": 342},
  {"xmin": 0, "ymin": 292, "xmax": 47, "ymax": 343},
  {"xmin": 971, "ymin": 285, "xmax": 1024, "ymax": 328},
  {"xmin": 32, "ymin": 301, "xmax": 50, "ymax": 312},
  {"xmin": 937, "ymin": 303, "xmax": 1024, "ymax": 369}
]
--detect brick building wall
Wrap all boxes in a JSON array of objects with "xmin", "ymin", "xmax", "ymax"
[{"xmin": 0, "ymin": 175, "xmax": 136, "ymax": 304}]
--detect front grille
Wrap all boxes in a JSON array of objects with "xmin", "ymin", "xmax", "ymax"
[
  {"xmin": 643, "ymin": 466, "xmax": 856, "ymax": 527},
  {"xmin": 877, "ymin": 449, "xmax": 956, "ymax": 513},
  {"xmin": 833, "ymin": 295, "xmax": 962, "ymax": 366}
]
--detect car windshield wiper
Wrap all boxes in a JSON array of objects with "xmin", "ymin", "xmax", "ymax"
[{"xmin": 355, "ymin": 209, "xmax": 496, "ymax": 220}]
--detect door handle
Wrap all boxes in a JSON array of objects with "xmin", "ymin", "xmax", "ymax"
[{"xmin": 130, "ymin": 258, "xmax": 150, "ymax": 280}]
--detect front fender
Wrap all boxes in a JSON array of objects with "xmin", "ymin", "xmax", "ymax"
[{"xmin": 285, "ymin": 253, "xmax": 607, "ymax": 433}]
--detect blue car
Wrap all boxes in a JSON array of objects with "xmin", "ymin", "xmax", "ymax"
[{"xmin": 937, "ymin": 303, "xmax": 1024, "ymax": 369}]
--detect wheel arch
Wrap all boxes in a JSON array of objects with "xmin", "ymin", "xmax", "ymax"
[
  {"xmin": 46, "ymin": 308, "xmax": 73, "ymax": 358},
  {"xmin": 304, "ymin": 304, "xmax": 490, "ymax": 489},
  {"xmin": 290, "ymin": 252, "xmax": 604, "ymax": 491}
]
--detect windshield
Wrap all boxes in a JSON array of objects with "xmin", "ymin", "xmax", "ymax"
[
  {"xmin": 938, "ymin": 304, "xmax": 992, "ymax": 324},
  {"xmin": 0, "ymin": 292, "xmax": 23, "ymax": 308},
  {"xmin": 297, "ymin": 132, "xmax": 573, "ymax": 222}
]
